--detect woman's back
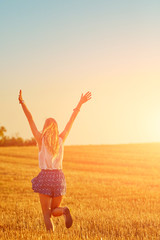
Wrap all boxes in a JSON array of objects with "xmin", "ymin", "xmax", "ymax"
[{"xmin": 39, "ymin": 137, "xmax": 64, "ymax": 170}]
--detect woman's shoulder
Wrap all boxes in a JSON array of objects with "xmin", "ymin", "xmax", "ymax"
[
  {"xmin": 37, "ymin": 134, "xmax": 42, "ymax": 151},
  {"xmin": 59, "ymin": 136, "xmax": 64, "ymax": 144}
]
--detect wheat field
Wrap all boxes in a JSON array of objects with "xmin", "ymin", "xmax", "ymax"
[{"xmin": 0, "ymin": 143, "xmax": 160, "ymax": 240}]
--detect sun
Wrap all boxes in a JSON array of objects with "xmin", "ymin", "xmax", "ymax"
[{"xmin": 146, "ymin": 112, "xmax": 160, "ymax": 142}]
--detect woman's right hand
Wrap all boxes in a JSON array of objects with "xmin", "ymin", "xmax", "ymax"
[{"xmin": 79, "ymin": 91, "xmax": 92, "ymax": 105}]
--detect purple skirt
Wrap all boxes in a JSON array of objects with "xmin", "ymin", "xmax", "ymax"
[{"xmin": 31, "ymin": 169, "xmax": 66, "ymax": 197}]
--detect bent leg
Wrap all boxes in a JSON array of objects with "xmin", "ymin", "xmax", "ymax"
[
  {"xmin": 51, "ymin": 195, "xmax": 64, "ymax": 217},
  {"xmin": 51, "ymin": 196, "xmax": 73, "ymax": 228},
  {"xmin": 39, "ymin": 193, "xmax": 53, "ymax": 231}
]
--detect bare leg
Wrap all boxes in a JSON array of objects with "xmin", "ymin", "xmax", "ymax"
[
  {"xmin": 39, "ymin": 193, "xmax": 53, "ymax": 232},
  {"xmin": 51, "ymin": 196, "xmax": 73, "ymax": 228},
  {"xmin": 51, "ymin": 196, "xmax": 64, "ymax": 217}
]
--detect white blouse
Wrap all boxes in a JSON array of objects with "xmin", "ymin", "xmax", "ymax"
[{"xmin": 38, "ymin": 137, "xmax": 64, "ymax": 170}]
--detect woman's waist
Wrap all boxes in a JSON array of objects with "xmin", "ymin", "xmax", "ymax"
[
  {"xmin": 39, "ymin": 157, "xmax": 63, "ymax": 169},
  {"xmin": 41, "ymin": 168, "xmax": 63, "ymax": 172}
]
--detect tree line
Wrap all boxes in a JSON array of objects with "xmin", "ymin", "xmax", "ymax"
[{"xmin": 0, "ymin": 126, "xmax": 36, "ymax": 146}]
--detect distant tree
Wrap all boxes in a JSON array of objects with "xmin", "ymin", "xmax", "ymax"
[
  {"xmin": 6, "ymin": 136, "xmax": 24, "ymax": 146},
  {"xmin": 0, "ymin": 126, "xmax": 6, "ymax": 139},
  {"xmin": 24, "ymin": 137, "xmax": 36, "ymax": 146},
  {"xmin": 0, "ymin": 125, "xmax": 36, "ymax": 146}
]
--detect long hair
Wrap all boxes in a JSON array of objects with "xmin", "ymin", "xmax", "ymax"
[{"xmin": 41, "ymin": 118, "xmax": 59, "ymax": 157}]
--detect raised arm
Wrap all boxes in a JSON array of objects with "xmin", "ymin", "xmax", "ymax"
[
  {"xmin": 59, "ymin": 91, "xmax": 92, "ymax": 142},
  {"xmin": 18, "ymin": 90, "xmax": 41, "ymax": 143}
]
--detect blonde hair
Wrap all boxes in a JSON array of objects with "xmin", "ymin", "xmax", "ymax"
[{"xmin": 41, "ymin": 118, "xmax": 59, "ymax": 157}]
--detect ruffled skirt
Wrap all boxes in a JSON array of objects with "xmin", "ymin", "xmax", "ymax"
[{"xmin": 31, "ymin": 169, "xmax": 66, "ymax": 197}]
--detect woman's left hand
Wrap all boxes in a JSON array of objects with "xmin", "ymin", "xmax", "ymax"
[{"xmin": 18, "ymin": 89, "xmax": 24, "ymax": 104}]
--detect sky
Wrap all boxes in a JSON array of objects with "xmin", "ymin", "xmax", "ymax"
[{"xmin": 1, "ymin": 0, "xmax": 160, "ymax": 145}]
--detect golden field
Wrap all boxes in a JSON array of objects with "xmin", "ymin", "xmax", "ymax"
[{"xmin": 0, "ymin": 144, "xmax": 160, "ymax": 240}]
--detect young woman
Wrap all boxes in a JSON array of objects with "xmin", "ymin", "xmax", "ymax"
[{"xmin": 18, "ymin": 90, "xmax": 91, "ymax": 232}]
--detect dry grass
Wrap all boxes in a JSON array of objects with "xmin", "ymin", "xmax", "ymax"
[{"xmin": 1, "ymin": 143, "xmax": 160, "ymax": 239}]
